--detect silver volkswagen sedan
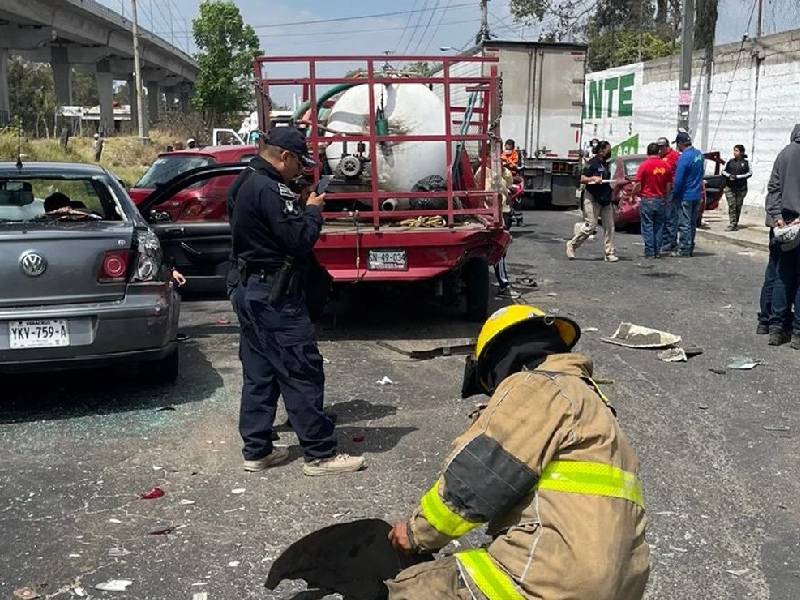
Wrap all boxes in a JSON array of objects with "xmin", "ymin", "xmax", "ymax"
[{"xmin": 0, "ymin": 161, "xmax": 180, "ymax": 383}]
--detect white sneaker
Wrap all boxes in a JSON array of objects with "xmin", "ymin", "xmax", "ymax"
[
  {"xmin": 302, "ymin": 453, "xmax": 365, "ymax": 477},
  {"xmin": 243, "ymin": 447, "xmax": 290, "ymax": 472},
  {"xmin": 604, "ymin": 254, "xmax": 619, "ymax": 263},
  {"xmin": 565, "ymin": 241, "xmax": 576, "ymax": 259}
]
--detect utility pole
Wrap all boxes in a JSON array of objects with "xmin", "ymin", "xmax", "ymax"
[
  {"xmin": 476, "ymin": 0, "xmax": 491, "ymax": 45},
  {"xmin": 131, "ymin": 0, "xmax": 148, "ymax": 143},
  {"xmin": 677, "ymin": 0, "xmax": 695, "ymax": 133},
  {"xmin": 756, "ymin": 0, "xmax": 763, "ymax": 37}
]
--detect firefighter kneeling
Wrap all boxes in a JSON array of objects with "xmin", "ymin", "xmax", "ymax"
[{"xmin": 387, "ymin": 305, "xmax": 650, "ymax": 599}]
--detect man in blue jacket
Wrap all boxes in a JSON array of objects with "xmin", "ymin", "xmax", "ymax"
[{"xmin": 672, "ymin": 132, "xmax": 705, "ymax": 257}]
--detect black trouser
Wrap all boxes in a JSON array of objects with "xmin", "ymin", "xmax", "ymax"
[{"xmin": 232, "ymin": 275, "xmax": 336, "ymax": 461}]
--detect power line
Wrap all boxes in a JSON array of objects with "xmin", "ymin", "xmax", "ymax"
[
  {"xmin": 255, "ymin": 16, "xmax": 479, "ymax": 41},
  {"xmin": 422, "ymin": 0, "xmax": 452, "ymax": 52},
  {"xmin": 159, "ymin": 2, "xmax": 474, "ymax": 35},
  {"xmin": 395, "ymin": 0, "xmax": 420, "ymax": 53},
  {"xmin": 403, "ymin": 0, "xmax": 432, "ymax": 54},
  {"xmin": 412, "ymin": 0, "xmax": 441, "ymax": 54}
]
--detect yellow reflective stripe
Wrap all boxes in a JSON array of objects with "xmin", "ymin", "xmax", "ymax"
[
  {"xmin": 456, "ymin": 549, "xmax": 525, "ymax": 600},
  {"xmin": 585, "ymin": 376, "xmax": 610, "ymax": 404},
  {"xmin": 537, "ymin": 460, "xmax": 645, "ymax": 508},
  {"xmin": 420, "ymin": 483, "xmax": 481, "ymax": 538}
]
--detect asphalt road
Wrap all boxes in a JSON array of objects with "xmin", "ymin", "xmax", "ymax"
[{"xmin": 1, "ymin": 209, "xmax": 798, "ymax": 599}]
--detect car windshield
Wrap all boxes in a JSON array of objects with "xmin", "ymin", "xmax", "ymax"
[
  {"xmin": 134, "ymin": 155, "xmax": 214, "ymax": 188},
  {"xmin": 0, "ymin": 177, "xmax": 123, "ymax": 223},
  {"xmin": 622, "ymin": 158, "xmax": 646, "ymax": 178}
]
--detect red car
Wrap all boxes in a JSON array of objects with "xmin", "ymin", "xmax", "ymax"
[
  {"xmin": 611, "ymin": 152, "xmax": 726, "ymax": 229},
  {"xmin": 128, "ymin": 145, "xmax": 258, "ymax": 222}
]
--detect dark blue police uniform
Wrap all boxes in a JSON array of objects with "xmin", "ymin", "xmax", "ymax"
[{"xmin": 230, "ymin": 133, "xmax": 336, "ymax": 462}]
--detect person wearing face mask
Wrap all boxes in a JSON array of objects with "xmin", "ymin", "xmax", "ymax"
[
  {"xmin": 722, "ymin": 144, "xmax": 752, "ymax": 231},
  {"xmin": 229, "ymin": 126, "xmax": 365, "ymax": 476}
]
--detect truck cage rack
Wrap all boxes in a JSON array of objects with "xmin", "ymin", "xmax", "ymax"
[{"xmin": 253, "ymin": 54, "xmax": 504, "ymax": 230}]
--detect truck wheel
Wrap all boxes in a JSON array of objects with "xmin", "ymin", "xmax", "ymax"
[
  {"xmin": 146, "ymin": 348, "xmax": 179, "ymax": 385},
  {"xmin": 464, "ymin": 258, "xmax": 490, "ymax": 322}
]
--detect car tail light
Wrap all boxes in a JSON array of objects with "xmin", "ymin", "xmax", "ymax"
[
  {"xmin": 131, "ymin": 228, "xmax": 163, "ymax": 283},
  {"xmin": 99, "ymin": 250, "xmax": 132, "ymax": 283}
]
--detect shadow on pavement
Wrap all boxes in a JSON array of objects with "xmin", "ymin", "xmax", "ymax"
[
  {"xmin": 280, "ymin": 425, "xmax": 417, "ymax": 464},
  {"xmin": 0, "ymin": 341, "xmax": 223, "ymax": 423},
  {"xmin": 266, "ymin": 518, "xmax": 431, "ymax": 600}
]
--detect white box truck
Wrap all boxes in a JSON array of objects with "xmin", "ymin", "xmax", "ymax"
[{"xmin": 445, "ymin": 40, "xmax": 587, "ymax": 207}]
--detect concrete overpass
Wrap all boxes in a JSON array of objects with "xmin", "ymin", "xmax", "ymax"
[{"xmin": 0, "ymin": 0, "xmax": 198, "ymax": 133}]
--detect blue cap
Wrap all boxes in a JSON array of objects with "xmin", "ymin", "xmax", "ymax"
[
  {"xmin": 264, "ymin": 126, "xmax": 317, "ymax": 168},
  {"xmin": 673, "ymin": 132, "xmax": 692, "ymax": 145}
]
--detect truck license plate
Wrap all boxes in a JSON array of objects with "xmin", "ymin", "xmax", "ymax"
[
  {"xmin": 8, "ymin": 319, "xmax": 70, "ymax": 349},
  {"xmin": 368, "ymin": 250, "xmax": 408, "ymax": 271}
]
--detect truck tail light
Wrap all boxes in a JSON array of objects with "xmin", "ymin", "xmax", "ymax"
[{"xmin": 99, "ymin": 250, "xmax": 132, "ymax": 283}]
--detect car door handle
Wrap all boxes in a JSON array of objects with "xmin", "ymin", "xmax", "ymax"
[
  {"xmin": 164, "ymin": 227, "xmax": 185, "ymax": 235},
  {"xmin": 180, "ymin": 241, "xmax": 202, "ymax": 256}
]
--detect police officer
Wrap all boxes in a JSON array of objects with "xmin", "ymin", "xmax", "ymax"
[{"xmin": 230, "ymin": 126, "xmax": 365, "ymax": 476}]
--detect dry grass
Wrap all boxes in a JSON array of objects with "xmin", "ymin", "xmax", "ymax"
[{"xmin": 0, "ymin": 130, "xmax": 176, "ymax": 186}]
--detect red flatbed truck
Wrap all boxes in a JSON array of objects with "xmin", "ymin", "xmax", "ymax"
[{"xmin": 253, "ymin": 54, "xmax": 511, "ymax": 320}]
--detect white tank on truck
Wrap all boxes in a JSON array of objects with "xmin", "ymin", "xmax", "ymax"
[{"xmin": 324, "ymin": 83, "xmax": 447, "ymax": 192}]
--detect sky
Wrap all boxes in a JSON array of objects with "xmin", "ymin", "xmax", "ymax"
[{"xmin": 98, "ymin": 0, "xmax": 800, "ymax": 57}]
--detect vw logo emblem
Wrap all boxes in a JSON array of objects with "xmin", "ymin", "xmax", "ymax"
[{"xmin": 19, "ymin": 251, "xmax": 47, "ymax": 277}]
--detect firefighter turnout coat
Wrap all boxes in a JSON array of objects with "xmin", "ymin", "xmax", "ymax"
[{"xmin": 388, "ymin": 353, "xmax": 650, "ymax": 599}]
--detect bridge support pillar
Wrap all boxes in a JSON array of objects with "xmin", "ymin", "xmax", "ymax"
[
  {"xmin": 95, "ymin": 60, "xmax": 114, "ymax": 135},
  {"xmin": 51, "ymin": 46, "xmax": 72, "ymax": 105},
  {"xmin": 147, "ymin": 81, "xmax": 160, "ymax": 125}
]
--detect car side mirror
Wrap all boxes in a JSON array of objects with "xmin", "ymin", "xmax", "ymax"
[{"xmin": 149, "ymin": 209, "xmax": 172, "ymax": 223}]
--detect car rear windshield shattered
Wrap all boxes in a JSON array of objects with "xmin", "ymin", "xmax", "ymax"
[
  {"xmin": 0, "ymin": 178, "xmax": 123, "ymax": 223},
  {"xmin": 135, "ymin": 156, "xmax": 214, "ymax": 188}
]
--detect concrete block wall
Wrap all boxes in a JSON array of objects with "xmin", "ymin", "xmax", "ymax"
[{"xmin": 583, "ymin": 28, "xmax": 800, "ymax": 208}]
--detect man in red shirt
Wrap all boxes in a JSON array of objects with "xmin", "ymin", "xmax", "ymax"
[
  {"xmin": 658, "ymin": 136, "xmax": 681, "ymax": 253},
  {"xmin": 634, "ymin": 142, "xmax": 673, "ymax": 258}
]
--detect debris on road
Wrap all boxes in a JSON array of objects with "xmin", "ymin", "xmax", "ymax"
[
  {"xmin": 376, "ymin": 376, "xmax": 394, "ymax": 386},
  {"xmin": 95, "ymin": 580, "xmax": 133, "ymax": 592},
  {"xmin": 763, "ymin": 425, "xmax": 790, "ymax": 432},
  {"xmin": 108, "ymin": 547, "xmax": 131, "ymax": 557},
  {"xmin": 108, "ymin": 518, "xmax": 122, "ymax": 524},
  {"xmin": 658, "ymin": 347, "xmax": 688, "ymax": 363},
  {"xmin": 583, "ymin": 327, "xmax": 599, "ymax": 333},
  {"xmin": 156, "ymin": 406, "xmax": 176, "ymax": 412},
  {"xmin": 140, "ymin": 486, "xmax": 165, "ymax": 500},
  {"xmin": 231, "ymin": 488, "xmax": 246, "ymax": 495},
  {"xmin": 193, "ymin": 593, "xmax": 209, "ymax": 600},
  {"xmin": 216, "ymin": 318, "xmax": 231, "ymax": 325},
  {"xmin": 725, "ymin": 568, "xmax": 749, "ymax": 576},
  {"xmin": 13, "ymin": 587, "xmax": 39, "ymax": 599},
  {"xmin": 727, "ymin": 357, "xmax": 761, "ymax": 370},
  {"xmin": 709, "ymin": 368, "xmax": 727, "ymax": 375},
  {"xmin": 603, "ymin": 322, "xmax": 681, "ymax": 349},
  {"xmin": 228, "ymin": 560, "xmax": 241, "ymax": 567},
  {"xmin": 148, "ymin": 525, "xmax": 174, "ymax": 535},
  {"xmin": 180, "ymin": 499, "xmax": 196, "ymax": 505},
  {"xmin": 377, "ymin": 338, "xmax": 475, "ymax": 360}
]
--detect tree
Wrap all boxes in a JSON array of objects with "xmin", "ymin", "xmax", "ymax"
[
  {"xmin": 72, "ymin": 70, "xmax": 99, "ymax": 107},
  {"xmin": 191, "ymin": 0, "xmax": 261, "ymax": 124},
  {"xmin": 8, "ymin": 57, "xmax": 57, "ymax": 137}
]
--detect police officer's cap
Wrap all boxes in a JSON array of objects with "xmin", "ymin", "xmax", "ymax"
[
  {"xmin": 264, "ymin": 126, "xmax": 317, "ymax": 168},
  {"xmin": 673, "ymin": 132, "xmax": 692, "ymax": 145}
]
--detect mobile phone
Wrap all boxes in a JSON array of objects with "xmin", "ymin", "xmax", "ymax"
[{"xmin": 315, "ymin": 175, "xmax": 333, "ymax": 195}]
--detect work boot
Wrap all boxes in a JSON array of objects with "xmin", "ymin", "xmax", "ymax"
[
  {"xmin": 303, "ymin": 453, "xmax": 365, "ymax": 477},
  {"xmin": 725, "ymin": 224, "xmax": 738, "ymax": 231},
  {"xmin": 756, "ymin": 323, "xmax": 770, "ymax": 335},
  {"xmin": 565, "ymin": 241, "xmax": 576, "ymax": 260},
  {"xmin": 604, "ymin": 254, "xmax": 619, "ymax": 263},
  {"xmin": 792, "ymin": 334, "xmax": 800, "ymax": 350},
  {"xmin": 243, "ymin": 447, "xmax": 290, "ymax": 472},
  {"xmin": 768, "ymin": 330, "xmax": 790, "ymax": 346}
]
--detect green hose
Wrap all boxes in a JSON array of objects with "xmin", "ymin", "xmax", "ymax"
[{"xmin": 292, "ymin": 82, "xmax": 360, "ymax": 122}]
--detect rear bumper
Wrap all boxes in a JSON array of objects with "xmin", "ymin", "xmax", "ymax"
[
  {"xmin": 315, "ymin": 226, "xmax": 511, "ymax": 282},
  {"xmin": 0, "ymin": 283, "xmax": 180, "ymax": 371}
]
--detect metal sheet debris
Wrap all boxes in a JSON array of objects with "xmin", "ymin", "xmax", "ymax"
[
  {"xmin": 602, "ymin": 322, "xmax": 682, "ymax": 349},
  {"xmin": 658, "ymin": 347, "xmax": 688, "ymax": 362},
  {"xmin": 727, "ymin": 357, "xmax": 761, "ymax": 370},
  {"xmin": 95, "ymin": 580, "xmax": 133, "ymax": 592},
  {"xmin": 377, "ymin": 338, "xmax": 475, "ymax": 360},
  {"xmin": 376, "ymin": 376, "xmax": 394, "ymax": 386}
]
